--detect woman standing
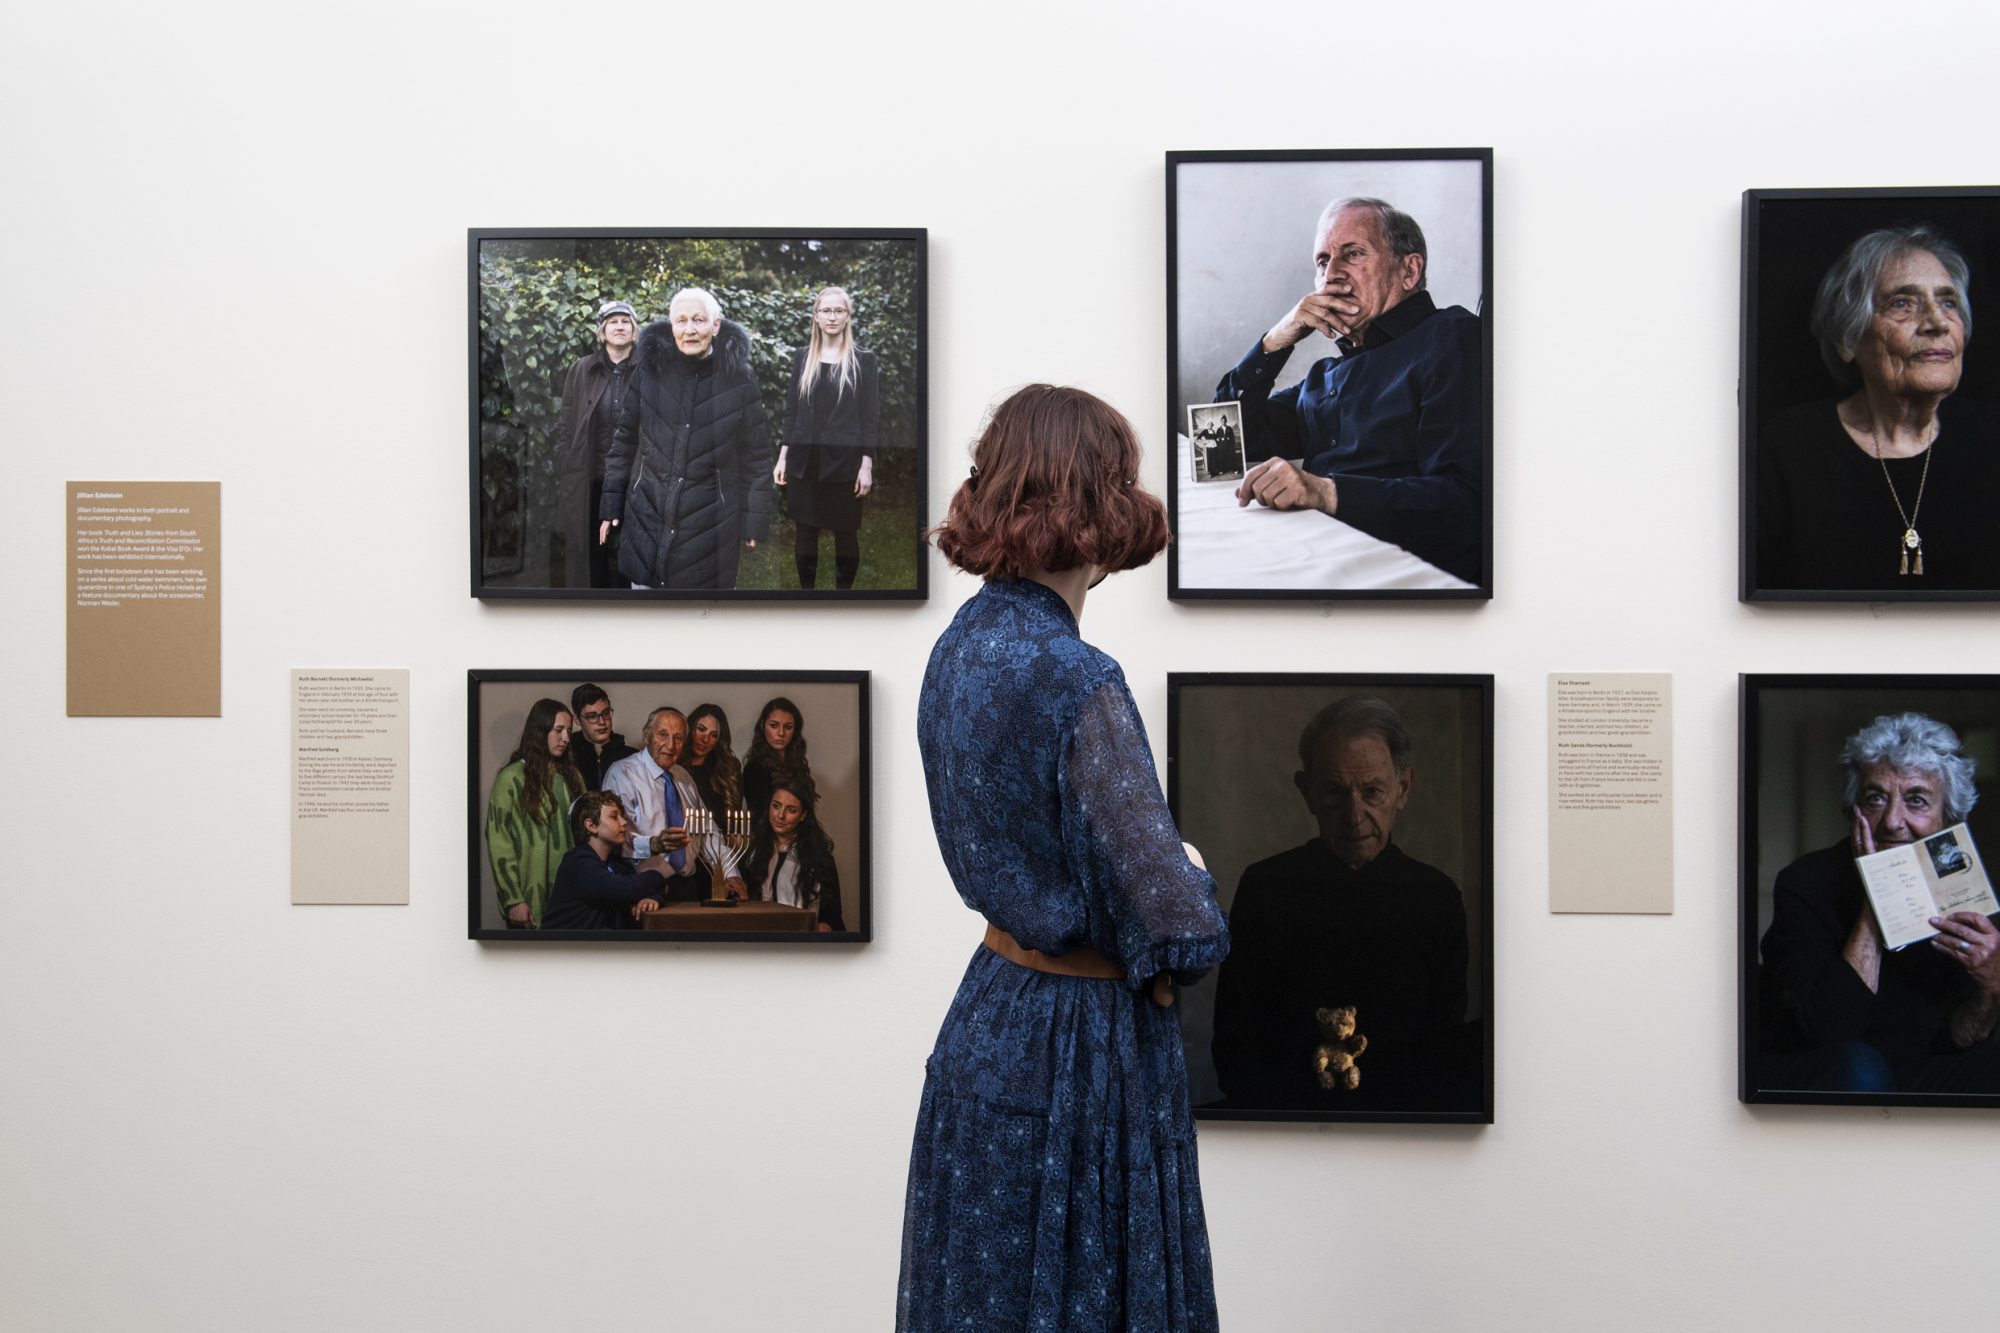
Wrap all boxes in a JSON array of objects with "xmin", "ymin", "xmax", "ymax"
[
  {"xmin": 682, "ymin": 703, "xmax": 744, "ymax": 819},
  {"xmin": 741, "ymin": 696, "xmax": 815, "ymax": 824},
  {"xmin": 775, "ymin": 287, "xmax": 880, "ymax": 589},
  {"xmin": 897, "ymin": 386, "xmax": 1230, "ymax": 1330},
  {"xmin": 553, "ymin": 300, "xmax": 640, "ymax": 588},
  {"xmin": 600, "ymin": 288, "xmax": 774, "ymax": 590},
  {"xmin": 739, "ymin": 779, "xmax": 844, "ymax": 932},
  {"xmin": 485, "ymin": 697, "xmax": 585, "ymax": 929}
]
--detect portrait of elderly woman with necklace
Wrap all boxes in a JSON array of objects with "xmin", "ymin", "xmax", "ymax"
[{"xmin": 1755, "ymin": 223, "xmax": 2000, "ymax": 593}]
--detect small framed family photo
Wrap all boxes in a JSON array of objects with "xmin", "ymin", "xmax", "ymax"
[
  {"xmin": 1740, "ymin": 675, "xmax": 2000, "ymax": 1106},
  {"xmin": 1741, "ymin": 188, "xmax": 2000, "ymax": 601},
  {"xmin": 1166, "ymin": 149, "xmax": 1493, "ymax": 601},
  {"xmin": 469, "ymin": 229, "xmax": 927, "ymax": 601},
  {"xmin": 1168, "ymin": 673, "xmax": 1494, "ymax": 1124},
  {"xmin": 468, "ymin": 669, "xmax": 870, "ymax": 943}
]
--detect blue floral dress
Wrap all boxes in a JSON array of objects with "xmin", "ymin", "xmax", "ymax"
[{"xmin": 898, "ymin": 578, "xmax": 1231, "ymax": 1332}]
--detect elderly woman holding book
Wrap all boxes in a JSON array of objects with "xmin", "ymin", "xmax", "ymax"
[{"xmin": 1760, "ymin": 712, "xmax": 2000, "ymax": 1092}]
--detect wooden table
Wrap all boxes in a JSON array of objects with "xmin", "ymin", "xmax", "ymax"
[{"xmin": 641, "ymin": 902, "xmax": 819, "ymax": 933}]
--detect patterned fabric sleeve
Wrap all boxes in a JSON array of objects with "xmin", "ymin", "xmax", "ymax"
[
  {"xmin": 1060, "ymin": 677, "xmax": 1230, "ymax": 990},
  {"xmin": 485, "ymin": 764, "xmax": 532, "ymax": 914}
]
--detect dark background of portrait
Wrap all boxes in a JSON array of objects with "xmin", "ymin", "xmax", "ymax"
[
  {"xmin": 1169, "ymin": 679, "xmax": 1488, "ymax": 1107},
  {"xmin": 474, "ymin": 233, "xmax": 923, "ymax": 594},
  {"xmin": 473, "ymin": 676, "xmax": 865, "ymax": 934},
  {"xmin": 1749, "ymin": 194, "xmax": 2000, "ymax": 425},
  {"xmin": 1748, "ymin": 681, "xmax": 2000, "ymax": 943}
]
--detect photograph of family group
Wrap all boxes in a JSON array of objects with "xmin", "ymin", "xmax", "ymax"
[
  {"xmin": 1167, "ymin": 150, "xmax": 1492, "ymax": 601},
  {"xmin": 467, "ymin": 671, "xmax": 870, "ymax": 942},
  {"xmin": 470, "ymin": 229, "xmax": 926, "ymax": 601},
  {"xmin": 1167, "ymin": 674, "xmax": 1494, "ymax": 1123}
]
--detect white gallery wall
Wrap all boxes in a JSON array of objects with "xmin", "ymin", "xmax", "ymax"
[{"xmin": 7, "ymin": 1, "xmax": 2000, "ymax": 1328}]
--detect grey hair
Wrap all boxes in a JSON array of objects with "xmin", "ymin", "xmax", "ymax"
[
  {"xmin": 641, "ymin": 705, "xmax": 686, "ymax": 741},
  {"xmin": 1809, "ymin": 225, "xmax": 1973, "ymax": 386},
  {"xmin": 1839, "ymin": 712, "xmax": 1979, "ymax": 822},
  {"xmin": 670, "ymin": 287, "xmax": 722, "ymax": 320},
  {"xmin": 1316, "ymin": 197, "xmax": 1429, "ymax": 292},
  {"xmin": 1298, "ymin": 695, "xmax": 1413, "ymax": 775}
]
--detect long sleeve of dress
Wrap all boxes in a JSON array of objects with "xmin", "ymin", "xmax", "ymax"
[
  {"xmin": 858, "ymin": 351, "xmax": 881, "ymax": 461},
  {"xmin": 485, "ymin": 765, "xmax": 535, "ymax": 914},
  {"xmin": 1059, "ymin": 678, "xmax": 1229, "ymax": 990}
]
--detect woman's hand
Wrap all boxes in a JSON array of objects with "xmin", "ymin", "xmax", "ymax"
[
  {"xmin": 505, "ymin": 902, "xmax": 532, "ymax": 927},
  {"xmin": 1850, "ymin": 806, "xmax": 1878, "ymax": 858},
  {"xmin": 774, "ymin": 446, "xmax": 788, "ymax": 487},
  {"xmin": 854, "ymin": 456, "xmax": 874, "ymax": 498},
  {"xmin": 724, "ymin": 876, "xmax": 747, "ymax": 900},
  {"xmin": 1150, "ymin": 974, "xmax": 1176, "ymax": 1008},
  {"xmin": 598, "ymin": 519, "xmax": 616, "ymax": 546},
  {"xmin": 1931, "ymin": 911, "xmax": 2000, "ymax": 991}
]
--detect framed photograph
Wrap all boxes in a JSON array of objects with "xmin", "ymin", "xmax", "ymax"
[
  {"xmin": 469, "ymin": 228, "xmax": 927, "ymax": 601},
  {"xmin": 467, "ymin": 669, "xmax": 870, "ymax": 943},
  {"xmin": 1168, "ymin": 673, "xmax": 1494, "ymax": 1124},
  {"xmin": 1741, "ymin": 188, "xmax": 2000, "ymax": 601},
  {"xmin": 1740, "ymin": 675, "xmax": 2000, "ymax": 1105},
  {"xmin": 1166, "ymin": 149, "xmax": 1492, "ymax": 601}
]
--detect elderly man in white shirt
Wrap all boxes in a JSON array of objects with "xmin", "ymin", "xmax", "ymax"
[{"xmin": 603, "ymin": 706, "xmax": 744, "ymax": 899}]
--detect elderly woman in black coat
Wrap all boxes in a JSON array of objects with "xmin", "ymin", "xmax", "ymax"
[{"xmin": 599, "ymin": 288, "xmax": 774, "ymax": 590}]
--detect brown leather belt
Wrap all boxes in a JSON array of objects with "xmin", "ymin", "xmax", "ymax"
[{"xmin": 983, "ymin": 922, "xmax": 1124, "ymax": 980}]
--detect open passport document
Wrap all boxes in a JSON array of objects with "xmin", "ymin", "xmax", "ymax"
[{"xmin": 1856, "ymin": 822, "xmax": 2000, "ymax": 951}]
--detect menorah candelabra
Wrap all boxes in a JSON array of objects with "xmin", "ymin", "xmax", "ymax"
[{"xmin": 683, "ymin": 804, "xmax": 753, "ymax": 907}]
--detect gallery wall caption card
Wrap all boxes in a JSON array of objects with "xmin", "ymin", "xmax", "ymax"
[
  {"xmin": 1549, "ymin": 672, "xmax": 1673, "ymax": 913},
  {"xmin": 292, "ymin": 669, "xmax": 410, "ymax": 905},
  {"xmin": 67, "ymin": 481, "xmax": 221, "ymax": 716}
]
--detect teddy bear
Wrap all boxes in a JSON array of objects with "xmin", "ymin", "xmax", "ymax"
[{"xmin": 1312, "ymin": 1005, "xmax": 1368, "ymax": 1091}]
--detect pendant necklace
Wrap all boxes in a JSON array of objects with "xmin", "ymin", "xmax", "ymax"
[{"xmin": 1864, "ymin": 421, "xmax": 1934, "ymax": 576}]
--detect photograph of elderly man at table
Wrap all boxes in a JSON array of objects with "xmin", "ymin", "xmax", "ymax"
[
  {"xmin": 1746, "ymin": 681, "xmax": 2000, "ymax": 1103},
  {"xmin": 1744, "ymin": 191, "xmax": 2000, "ymax": 600},
  {"xmin": 484, "ymin": 697, "xmax": 584, "ymax": 929},
  {"xmin": 1168, "ymin": 151, "xmax": 1490, "ymax": 599},
  {"xmin": 1168, "ymin": 676, "xmax": 1492, "ymax": 1122},
  {"xmin": 468, "ymin": 673, "xmax": 869, "ymax": 939},
  {"xmin": 541, "ymin": 791, "xmax": 671, "ymax": 932}
]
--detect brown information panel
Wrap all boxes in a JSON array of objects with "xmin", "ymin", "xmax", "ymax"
[{"xmin": 67, "ymin": 481, "xmax": 221, "ymax": 716}]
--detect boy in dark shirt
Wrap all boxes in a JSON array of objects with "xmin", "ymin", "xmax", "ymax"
[{"xmin": 541, "ymin": 791, "xmax": 669, "ymax": 931}]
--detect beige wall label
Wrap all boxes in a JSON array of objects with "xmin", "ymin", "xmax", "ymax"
[
  {"xmin": 292, "ymin": 669, "xmax": 410, "ymax": 905},
  {"xmin": 1549, "ymin": 672, "xmax": 1673, "ymax": 913},
  {"xmin": 67, "ymin": 481, "xmax": 221, "ymax": 716}
]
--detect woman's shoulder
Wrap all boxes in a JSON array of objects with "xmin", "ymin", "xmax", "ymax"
[{"xmin": 490, "ymin": 760, "xmax": 527, "ymax": 794}]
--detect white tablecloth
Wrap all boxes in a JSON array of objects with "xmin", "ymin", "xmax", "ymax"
[{"xmin": 1173, "ymin": 435, "xmax": 1473, "ymax": 593}]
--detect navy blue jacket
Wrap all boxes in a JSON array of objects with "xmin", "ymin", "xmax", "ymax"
[
  {"xmin": 542, "ymin": 843, "xmax": 668, "ymax": 931},
  {"xmin": 1216, "ymin": 290, "xmax": 1483, "ymax": 584}
]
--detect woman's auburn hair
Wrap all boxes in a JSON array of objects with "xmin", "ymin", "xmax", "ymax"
[{"xmin": 933, "ymin": 384, "xmax": 1170, "ymax": 580}]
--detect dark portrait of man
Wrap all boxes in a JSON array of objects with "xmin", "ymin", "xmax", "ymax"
[
  {"xmin": 1211, "ymin": 695, "xmax": 1480, "ymax": 1112},
  {"xmin": 1216, "ymin": 197, "xmax": 1483, "ymax": 585}
]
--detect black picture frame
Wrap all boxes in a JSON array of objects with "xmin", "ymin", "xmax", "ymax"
[
  {"xmin": 1740, "ymin": 188, "xmax": 2000, "ymax": 602},
  {"xmin": 1165, "ymin": 149, "xmax": 1494, "ymax": 602},
  {"xmin": 1167, "ymin": 672, "xmax": 1494, "ymax": 1124},
  {"xmin": 1740, "ymin": 674, "xmax": 2000, "ymax": 1106},
  {"xmin": 469, "ymin": 228, "xmax": 928, "ymax": 602},
  {"xmin": 467, "ymin": 669, "xmax": 871, "ymax": 944}
]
